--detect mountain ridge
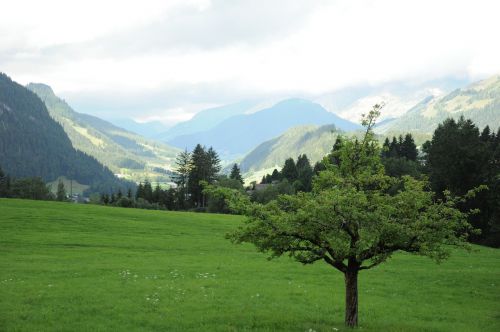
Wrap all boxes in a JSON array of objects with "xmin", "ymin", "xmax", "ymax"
[
  {"xmin": 27, "ymin": 83, "xmax": 180, "ymax": 183},
  {"xmin": 166, "ymin": 98, "xmax": 360, "ymax": 158},
  {"xmin": 0, "ymin": 73, "xmax": 128, "ymax": 193}
]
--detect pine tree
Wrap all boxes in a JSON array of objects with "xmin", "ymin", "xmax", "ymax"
[
  {"xmin": 389, "ymin": 136, "xmax": 399, "ymax": 158},
  {"xmin": 188, "ymin": 144, "xmax": 207, "ymax": 207},
  {"xmin": 401, "ymin": 133, "xmax": 417, "ymax": 161},
  {"xmin": 56, "ymin": 180, "xmax": 66, "ymax": 201},
  {"xmin": 281, "ymin": 158, "xmax": 298, "ymax": 182},
  {"xmin": 206, "ymin": 147, "xmax": 221, "ymax": 183},
  {"xmin": 174, "ymin": 149, "xmax": 192, "ymax": 203},
  {"xmin": 135, "ymin": 183, "xmax": 144, "ymax": 200},
  {"xmin": 313, "ymin": 161, "xmax": 326, "ymax": 175},
  {"xmin": 296, "ymin": 154, "xmax": 313, "ymax": 192},
  {"xmin": 229, "ymin": 164, "xmax": 244, "ymax": 185},
  {"xmin": 153, "ymin": 183, "xmax": 161, "ymax": 203},
  {"xmin": 143, "ymin": 180, "xmax": 153, "ymax": 202},
  {"xmin": 271, "ymin": 169, "xmax": 281, "ymax": 182},
  {"xmin": 0, "ymin": 166, "xmax": 9, "ymax": 197},
  {"xmin": 381, "ymin": 137, "xmax": 391, "ymax": 159}
]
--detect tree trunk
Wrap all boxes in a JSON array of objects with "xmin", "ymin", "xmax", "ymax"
[{"xmin": 344, "ymin": 268, "xmax": 359, "ymax": 327}]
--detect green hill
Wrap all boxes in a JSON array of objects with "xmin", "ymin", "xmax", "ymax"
[
  {"xmin": 376, "ymin": 75, "xmax": 500, "ymax": 135},
  {"xmin": 239, "ymin": 124, "xmax": 341, "ymax": 174},
  {"xmin": 0, "ymin": 73, "xmax": 128, "ymax": 193},
  {"xmin": 1, "ymin": 198, "xmax": 499, "ymax": 331},
  {"xmin": 27, "ymin": 83, "xmax": 180, "ymax": 182}
]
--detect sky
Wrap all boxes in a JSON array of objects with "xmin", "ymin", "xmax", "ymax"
[{"xmin": 1, "ymin": 0, "xmax": 499, "ymax": 124}]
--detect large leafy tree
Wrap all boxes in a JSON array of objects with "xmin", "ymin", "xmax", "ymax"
[{"xmin": 226, "ymin": 105, "xmax": 475, "ymax": 327}]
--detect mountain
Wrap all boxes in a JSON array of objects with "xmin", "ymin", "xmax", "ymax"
[
  {"xmin": 156, "ymin": 101, "xmax": 258, "ymax": 142},
  {"xmin": 376, "ymin": 75, "xmax": 500, "ymax": 135},
  {"xmin": 239, "ymin": 124, "xmax": 341, "ymax": 175},
  {"xmin": 0, "ymin": 73, "xmax": 128, "ymax": 193},
  {"xmin": 166, "ymin": 98, "xmax": 360, "ymax": 158},
  {"xmin": 107, "ymin": 118, "xmax": 169, "ymax": 138},
  {"xmin": 315, "ymin": 76, "xmax": 470, "ymax": 123},
  {"xmin": 27, "ymin": 83, "xmax": 180, "ymax": 183}
]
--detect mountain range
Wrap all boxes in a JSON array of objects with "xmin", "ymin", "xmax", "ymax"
[
  {"xmin": 1, "ymin": 70, "xmax": 498, "ymax": 190},
  {"xmin": 27, "ymin": 84, "xmax": 180, "ymax": 183},
  {"xmin": 238, "ymin": 75, "xmax": 500, "ymax": 180},
  {"xmin": 164, "ymin": 98, "xmax": 360, "ymax": 159}
]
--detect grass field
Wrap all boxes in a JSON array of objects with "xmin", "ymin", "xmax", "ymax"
[{"xmin": 0, "ymin": 199, "xmax": 499, "ymax": 331}]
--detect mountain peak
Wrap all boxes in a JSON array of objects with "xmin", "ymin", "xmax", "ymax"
[{"xmin": 26, "ymin": 83, "xmax": 56, "ymax": 97}]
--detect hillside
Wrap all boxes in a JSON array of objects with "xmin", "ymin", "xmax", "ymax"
[
  {"xmin": 1, "ymin": 198, "xmax": 499, "ymax": 331},
  {"xmin": 167, "ymin": 99, "xmax": 359, "ymax": 158},
  {"xmin": 240, "ymin": 124, "xmax": 341, "ymax": 173},
  {"xmin": 0, "ymin": 73, "xmax": 127, "ymax": 193},
  {"xmin": 27, "ymin": 83, "xmax": 180, "ymax": 182},
  {"xmin": 376, "ymin": 75, "xmax": 500, "ymax": 135}
]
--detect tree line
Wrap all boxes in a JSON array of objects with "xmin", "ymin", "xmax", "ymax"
[
  {"xmin": 0, "ymin": 167, "xmax": 70, "ymax": 201},
  {"xmin": 95, "ymin": 115, "xmax": 499, "ymax": 246},
  {"xmin": 98, "ymin": 144, "xmax": 245, "ymax": 212}
]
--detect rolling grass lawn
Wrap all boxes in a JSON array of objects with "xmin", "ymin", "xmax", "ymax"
[{"xmin": 0, "ymin": 199, "xmax": 499, "ymax": 331}]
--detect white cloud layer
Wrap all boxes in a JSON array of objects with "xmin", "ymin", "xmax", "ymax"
[{"xmin": 1, "ymin": 0, "xmax": 499, "ymax": 123}]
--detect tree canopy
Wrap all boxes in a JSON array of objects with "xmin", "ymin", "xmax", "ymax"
[{"xmin": 224, "ymin": 105, "xmax": 476, "ymax": 327}]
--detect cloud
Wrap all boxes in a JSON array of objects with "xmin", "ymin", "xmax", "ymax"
[{"xmin": 1, "ymin": 0, "xmax": 499, "ymax": 123}]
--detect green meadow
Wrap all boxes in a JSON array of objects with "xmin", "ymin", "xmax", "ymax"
[{"xmin": 0, "ymin": 199, "xmax": 499, "ymax": 331}]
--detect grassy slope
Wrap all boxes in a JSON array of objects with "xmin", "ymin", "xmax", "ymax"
[{"xmin": 0, "ymin": 199, "xmax": 499, "ymax": 332}]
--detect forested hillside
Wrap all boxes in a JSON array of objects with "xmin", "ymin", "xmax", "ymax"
[
  {"xmin": 376, "ymin": 75, "xmax": 500, "ymax": 135},
  {"xmin": 239, "ymin": 124, "xmax": 341, "ymax": 173},
  {"xmin": 28, "ymin": 83, "xmax": 179, "ymax": 182},
  {"xmin": 0, "ymin": 73, "xmax": 128, "ymax": 193}
]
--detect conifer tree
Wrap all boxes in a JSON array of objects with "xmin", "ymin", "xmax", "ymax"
[
  {"xmin": 296, "ymin": 154, "xmax": 313, "ymax": 192},
  {"xmin": 229, "ymin": 164, "xmax": 244, "ymax": 185},
  {"xmin": 281, "ymin": 158, "xmax": 298, "ymax": 182},
  {"xmin": 56, "ymin": 180, "xmax": 66, "ymax": 201}
]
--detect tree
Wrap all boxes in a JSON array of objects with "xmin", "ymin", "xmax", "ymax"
[
  {"xmin": 56, "ymin": 180, "xmax": 66, "ymax": 201},
  {"xmin": 401, "ymin": 133, "xmax": 418, "ymax": 161},
  {"xmin": 188, "ymin": 145, "xmax": 221, "ymax": 207},
  {"xmin": 296, "ymin": 154, "xmax": 313, "ymax": 192},
  {"xmin": 281, "ymin": 158, "xmax": 298, "ymax": 182},
  {"xmin": 143, "ymin": 180, "xmax": 153, "ymax": 203},
  {"xmin": 424, "ymin": 117, "xmax": 499, "ymax": 245},
  {"xmin": 0, "ymin": 166, "xmax": 10, "ymax": 197},
  {"xmin": 229, "ymin": 164, "xmax": 244, "ymax": 185},
  {"xmin": 174, "ymin": 149, "xmax": 192, "ymax": 204},
  {"xmin": 226, "ymin": 105, "xmax": 475, "ymax": 327}
]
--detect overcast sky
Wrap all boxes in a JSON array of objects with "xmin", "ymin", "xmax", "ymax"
[{"xmin": 1, "ymin": 0, "xmax": 499, "ymax": 124}]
